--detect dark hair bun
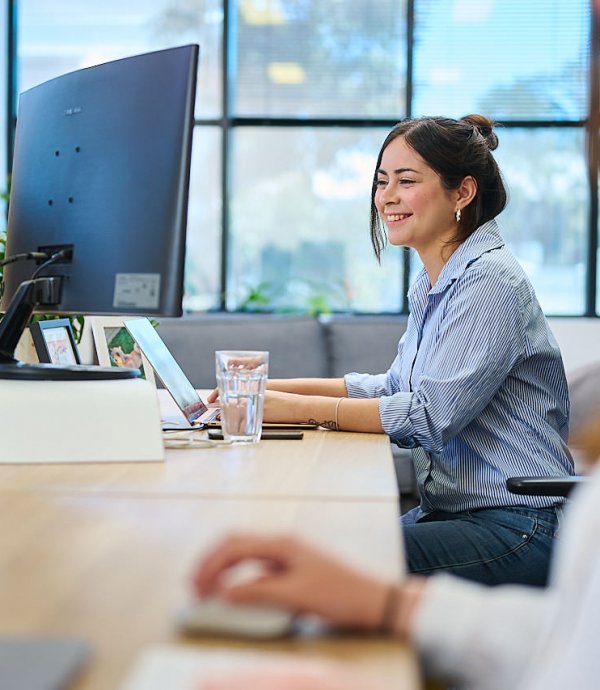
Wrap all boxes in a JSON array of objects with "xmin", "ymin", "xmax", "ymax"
[{"xmin": 461, "ymin": 114, "xmax": 499, "ymax": 151}]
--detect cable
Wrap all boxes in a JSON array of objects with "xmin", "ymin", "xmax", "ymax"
[
  {"xmin": 30, "ymin": 249, "xmax": 69, "ymax": 280},
  {"xmin": 162, "ymin": 429, "xmax": 232, "ymax": 449},
  {"xmin": 0, "ymin": 250, "xmax": 56, "ymax": 300},
  {"xmin": 0, "ymin": 251, "xmax": 50, "ymax": 268}
]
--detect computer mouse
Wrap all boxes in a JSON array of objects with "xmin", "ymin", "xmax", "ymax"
[
  {"xmin": 176, "ymin": 559, "xmax": 294, "ymax": 640},
  {"xmin": 176, "ymin": 596, "xmax": 295, "ymax": 640}
]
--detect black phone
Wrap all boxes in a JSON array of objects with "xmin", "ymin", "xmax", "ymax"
[{"xmin": 207, "ymin": 429, "xmax": 304, "ymax": 441}]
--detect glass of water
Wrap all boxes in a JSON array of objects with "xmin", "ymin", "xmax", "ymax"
[{"xmin": 215, "ymin": 350, "xmax": 269, "ymax": 443}]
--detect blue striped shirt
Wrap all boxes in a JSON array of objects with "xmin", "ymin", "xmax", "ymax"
[{"xmin": 345, "ymin": 220, "xmax": 574, "ymax": 514}]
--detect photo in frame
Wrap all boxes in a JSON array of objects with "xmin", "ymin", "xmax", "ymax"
[
  {"xmin": 90, "ymin": 316, "xmax": 156, "ymax": 385},
  {"xmin": 30, "ymin": 318, "xmax": 82, "ymax": 365}
]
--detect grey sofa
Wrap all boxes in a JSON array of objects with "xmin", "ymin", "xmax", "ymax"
[{"xmin": 157, "ymin": 313, "xmax": 407, "ymax": 386}]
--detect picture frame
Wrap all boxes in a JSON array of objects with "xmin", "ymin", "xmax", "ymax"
[
  {"xmin": 90, "ymin": 316, "xmax": 156, "ymax": 385},
  {"xmin": 30, "ymin": 318, "xmax": 82, "ymax": 365}
]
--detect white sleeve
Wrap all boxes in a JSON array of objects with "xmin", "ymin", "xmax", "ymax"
[
  {"xmin": 520, "ymin": 545, "xmax": 600, "ymax": 690},
  {"xmin": 516, "ymin": 469, "xmax": 600, "ymax": 690},
  {"xmin": 411, "ymin": 574, "xmax": 554, "ymax": 690},
  {"xmin": 413, "ymin": 467, "xmax": 600, "ymax": 690}
]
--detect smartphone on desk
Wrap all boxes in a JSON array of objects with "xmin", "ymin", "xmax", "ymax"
[
  {"xmin": 208, "ymin": 429, "xmax": 304, "ymax": 441},
  {"xmin": 206, "ymin": 419, "xmax": 318, "ymax": 430}
]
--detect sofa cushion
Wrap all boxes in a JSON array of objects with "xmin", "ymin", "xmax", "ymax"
[
  {"xmin": 157, "ymin": 314, "xmax": 328, "ymax": 388},
  {"xmin": 322, "ymin": 315, "xmax": 408, "ymax": 379}
]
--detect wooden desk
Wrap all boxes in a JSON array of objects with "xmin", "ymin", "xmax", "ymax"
[
  {"xmin": 0, "ymin": 408, "xmax": 397, "ymax": 501},
  {"xmin": 0, "ymin": 492, "xmax": 416, "ymax": 690},
  {"xmin": 0, "ymin": 392, "xmax": 419, "ymax": 689},
  {"xmin": 0, "ymin": 428, "xmax": 397, "ymax": 500}
]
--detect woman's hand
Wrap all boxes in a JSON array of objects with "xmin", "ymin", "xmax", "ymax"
[{"xmin": 191, "ymin": 533, "xmax": 391, "ymax": 630}]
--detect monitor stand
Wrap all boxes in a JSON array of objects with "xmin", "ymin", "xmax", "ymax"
[{"xmin": 0, "ymin": 275, "xmax": 132, "ymax": 379}]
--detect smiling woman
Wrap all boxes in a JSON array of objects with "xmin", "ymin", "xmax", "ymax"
[{"xmin": 262, "ymin": 115, "xmax": 574, "ymax": 587}]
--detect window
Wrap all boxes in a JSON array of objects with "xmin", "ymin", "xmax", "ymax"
[
  {"xmin": 233, "ymin": 1, "xmax": 407, "ymax": 118},
  {"xmin": 496, "ymin": 128, "xmax": 588, "ymax": 315},
  {"xmin": 413, "ymin": 0, "xmax": 589, "ymax": 121},
  {"xmin": 15, "ymin": 0, "xmax": 223, "ymax": 117},
  {"xmin": 6, "ymin": 0, "xmax": 597, "ymax": 316},
  {"xmin": 228, "ymin": 127, "xmax": 403, "ymax": 313},
  {"xmin": 414, "ymin": 0, "xmax": 591, "ymax": 316}
]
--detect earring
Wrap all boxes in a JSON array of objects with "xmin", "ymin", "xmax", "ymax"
[{"xmin": 455, "ymin": 208, "xmax": 462, "ymax": 222}]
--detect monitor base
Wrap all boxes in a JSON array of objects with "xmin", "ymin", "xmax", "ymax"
[
  {"xmin": 0, "ymin": 362, "xmax": 138, "ymax": 381},
  {"xmin": 0, "ymin": 377, "xmax": 164, "ymax": 463}
]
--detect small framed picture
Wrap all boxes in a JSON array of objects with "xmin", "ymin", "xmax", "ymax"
[
  {"xmin": 30, "ymin": 318, "xmax": 82, "ymax": 365},
  {"xmin": 90, "ymin": 316, "xmax": 156, "ymax": 385}
]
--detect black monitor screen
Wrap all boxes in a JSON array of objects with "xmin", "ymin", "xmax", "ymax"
[{"xmin": 1, "ymin": 44, "xmax": 198, "ymax": 317}]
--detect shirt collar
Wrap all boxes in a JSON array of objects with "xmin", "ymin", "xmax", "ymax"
[{"xmin": 409, "ymin": 220, "xmax": 505, "ymax": 301}]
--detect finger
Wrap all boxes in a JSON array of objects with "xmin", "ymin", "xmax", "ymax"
[
  {"xmin": 191, "ymin": 534, "xmax": 296, "ymax": 596},
  {"xmin": 206, "ymin": 387, "xmax": 219, "ymax": 403},
  {"xmin": 221, "ymin": 575, "xmax": 298, "ymax": 611}
]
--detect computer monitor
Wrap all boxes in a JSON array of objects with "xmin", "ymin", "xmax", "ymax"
[{"xmin": 0, "ymin": 44, "xmax": 199, "ymax": 379}]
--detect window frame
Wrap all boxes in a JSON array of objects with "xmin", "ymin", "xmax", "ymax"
[{"xmin": 4, "ymin": 0, "xmax": 598, "ymax": 317}]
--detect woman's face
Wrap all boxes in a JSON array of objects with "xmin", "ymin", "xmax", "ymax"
[{"xmin": 374, "ymin": 135, "xmax": 459, "ymax": 256}]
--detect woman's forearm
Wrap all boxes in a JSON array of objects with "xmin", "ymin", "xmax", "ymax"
[
  {"xmin": 267, "ymin": 378, "xmax": 348, "ymax": 397},
  {"xmin": 263, "ymin": 393, "xmax": 384, "ymax": 433},
  {"xmin": 334, "ymin": 396, "xmax": 384, "ymax": 433}
]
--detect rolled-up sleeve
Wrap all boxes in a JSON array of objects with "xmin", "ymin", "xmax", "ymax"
[{"xmin": 345, "ymin": 371, "xmax": 396, "ymax": 398}]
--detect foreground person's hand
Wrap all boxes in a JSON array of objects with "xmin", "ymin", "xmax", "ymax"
[{"xmin": 191, "ymin": 533, "xmax": 391, "ymax": 630}]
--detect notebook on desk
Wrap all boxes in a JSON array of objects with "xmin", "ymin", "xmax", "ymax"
[{"xmin": 124, "ymin": 318, "xmax": 317, "ymax": 431}]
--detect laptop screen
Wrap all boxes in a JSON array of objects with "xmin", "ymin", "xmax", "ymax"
[{"xmin": 124, "ymin": 318, "xmax": 209, "ymax": 425}]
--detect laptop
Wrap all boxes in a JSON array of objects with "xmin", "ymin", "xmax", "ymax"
[
  {"xmin": 124, "ymin": 318, "xmax": 220, "ymax": 429},
  {"xmin": 124, "ymin": 318, "xmax": 317, "ymax": 431}
]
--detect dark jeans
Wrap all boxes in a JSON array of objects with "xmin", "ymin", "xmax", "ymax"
[{"xmin": 402, "ymin": 505, "xmax": 562, "ymax": 586}]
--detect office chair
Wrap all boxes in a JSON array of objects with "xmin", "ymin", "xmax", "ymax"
[{"xmin": 506, "ymin": 475, "xmax": 589, "ymax": 498}]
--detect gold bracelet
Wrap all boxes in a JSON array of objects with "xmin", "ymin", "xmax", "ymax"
[{"xmin": 334, "ymin": 397, "xmax": 343, "ymax": 430}]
